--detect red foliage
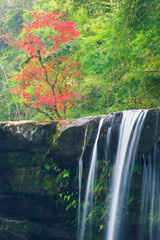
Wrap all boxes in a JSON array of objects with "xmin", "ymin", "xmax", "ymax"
[
  {"xmin": 0, "ymin": 33, "xmax": 9, "ymax": 44},
  {"xmin": 11, "ymin": 11, "xmax": 82, "ymax": 119}
]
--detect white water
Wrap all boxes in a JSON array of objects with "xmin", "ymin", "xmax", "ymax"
[
  {"xmin": 105, "ymin": 114, "xmax": 115, "ymax": 162},
  {"xmin": 106, "ymin": 110, "xmax": 147, "ymax": 240},
  {"xmin": 79, "ymin": 117, "xmax": 104, "ymax": 240},
  {"xmin": 76, "ymin": 109, "xmax": 160, "ymax": 240},
  {"xmin": 138, "ymin": 110, "xmax": 160, "ymax": 240},
  {"xmin": 77, "ymin": 124, "xmax": 88, "ymax": 239},
  {"xmin": 138, "ymin": 147, "xmax": 160, "ymax": 240},
  {"xmin": 104, "ymin": 114, "xmax": 115, "ymax": 198}
]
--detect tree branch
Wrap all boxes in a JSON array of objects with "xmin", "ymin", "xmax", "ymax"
[
  {"xmin": 37, "ymin": 49, "xmax": 54, "ymax": 92},
  {"xmin": 36, "ymin": 108, "xmax": 54, "ymax": 120},
  {"xmin": 53, "ymin": 61, "xmax": 59, "ymax": 90},
  {"xmin": 37, "ymin": 50, "xmax": 62, "ymax": 119}
]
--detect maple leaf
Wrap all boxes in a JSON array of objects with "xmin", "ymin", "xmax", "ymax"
[{"xmin": 11, "ymin": 11, "xmax": 82, "ymax": 120}]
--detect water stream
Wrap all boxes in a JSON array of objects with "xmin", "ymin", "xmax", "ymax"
[
  {"xmin": 138, "ymin": 110, "xmax": 160, "ymax": 240},
  {"xmin": 77, "ymin": 109, "xmax": 160, "ymax": 240},
  {"xmin": 106, "ymin": 110, "xmax": 147, "ymax": 240},
  {"xmin": 77, "ymin": 124, "xmax": 88, "ymax": 239},
  {"xmin": 79, "ymin": 117, "xmax": 104, "ymax": 240}
]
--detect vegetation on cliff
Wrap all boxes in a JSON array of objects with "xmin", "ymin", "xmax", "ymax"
[{"xmin": 0, "ymin": 0, "xmax": 160, "ymax": 120}]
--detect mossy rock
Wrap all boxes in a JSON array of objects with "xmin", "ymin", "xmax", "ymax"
[
  {"xmin": 0, "ymin": 167, "xmax": 57, "ymax": 197},
  {"xmin": 0, "ymin": 121, "xmax": 57, "ymax": 153}
]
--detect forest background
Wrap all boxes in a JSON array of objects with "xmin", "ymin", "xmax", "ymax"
[{"xmin": 0, "ymin": 0, "xmax": 160, "ymax": 121}]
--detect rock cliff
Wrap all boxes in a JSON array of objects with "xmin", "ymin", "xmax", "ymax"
[{"xmin": 0, "ymin": 109, "xmax": 159, "ymax": 239}]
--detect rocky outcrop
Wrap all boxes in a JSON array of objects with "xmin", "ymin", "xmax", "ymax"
[
  {"xmin": 0, "ymin": 217, "xmax": 71, "ymax": 240},
  {"xmin": 0, "ymin": 109, "xmax": 159, "ymax": 239},
  {"xmin": 138, "ymin": 109, "xmax": 160, "ymax": 153}
]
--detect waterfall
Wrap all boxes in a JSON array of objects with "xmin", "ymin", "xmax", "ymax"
[
  {"xmin": 138, "ymin": 110, "xmax": 160, "ymax": 240},
  {"xmin": 105, "ymin": 114, "xmax": 115, "ymax": 163},
  {"xmin": 138, "ymin": 148, "xmax": 160, "ymax": 240},
  {"xmin": 79, "ymin": 117, "xmax": 104, "ymax": 240},
  {"xmin": 106, "ymin": 110, "xmax": 147, "ymax": 240},
  {"xmin": 77, "ymin": 124, "xmax": 88, "ymax": 239},
  {"xmin": 77, "ymin": 109, "xmax": 160, "ymax": 240}
]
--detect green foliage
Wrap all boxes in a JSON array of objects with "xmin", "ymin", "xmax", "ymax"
[
  {"xmin": 44, "ymin": 162, "xmax": 78, "ymax": 213},
  {"xmin": 56, "ymin": 168, "xmax": 78, "ymax": 211},
  {"xmin": 0, "ymin": 0, "xmax": 37, "ymax": 120},
  {"xmin": 67, "ymin": 0, "xmax": 160, "ymax": 116},
  {"xmin": 0, "ymin": 0, "xmax": 160, "ymax": 120}
]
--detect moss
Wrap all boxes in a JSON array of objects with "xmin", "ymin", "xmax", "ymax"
[{"xmin": 42, "ymin": 174, "xmax": 54, "ymax": 197}]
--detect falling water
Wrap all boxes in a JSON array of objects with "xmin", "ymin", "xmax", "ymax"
[
  {"xmin": 77, "ymin": 124, "xmax": 88, "ymax": 239},
  {"xmin": 76, "ymin": 109, "xmax": 160, "ymax": 240},
  {"xmin": 106, "ymin": 110, "xmax": 147, "ymax": 240},
  {"xmin": 105, "ymin": 114, "xmax": 115, "ymax": 163},
  {"xmin": 79, "ymin": 117, "xmax": 104, "ymax": 240},
  {"xmin": 138, "ymin": 148, "xmax": 160, "ymax": 240},
  {"xmin": 138, "ymin": 110, "xmax": 160, "ymax": 240}
]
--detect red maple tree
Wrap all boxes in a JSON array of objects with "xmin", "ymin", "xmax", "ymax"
[{"xmin": 11, "ymin": 11, "xmax": 83, "ymax": 120}]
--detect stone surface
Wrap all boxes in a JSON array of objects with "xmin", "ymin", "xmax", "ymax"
[
  {"xmin": 0, "ymin": 217, "xmax": 71, "ymax": 240},
  {"xmin": 0, "ymin": 121, "xmax": 57, "ymax": 153},
  {"xmin": 138, "ymin": 109, "xmax": 160, "ymax": 153}
]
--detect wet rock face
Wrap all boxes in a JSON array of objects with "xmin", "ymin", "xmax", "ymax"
[
  {"xmin": 50, "ymin": 116, "xmax": 102, "ymax": 167},
  {"xmin": 0, "ymin": 109, "xmax": 159, "ymax": 239},
  {"xmin": 0, "ymin": 121, "xmax": 57, "ymax": 153},
  {"xmin": 138, "ymin": 109, "xmax": 160, "ymax": 153},
  {"xmin": 0, "ymin": 120, "xmax": 71, "ymax": 240},
  {"xmin": 0, "ymin": 217, "xmax": 71, "ymax": 240}
]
